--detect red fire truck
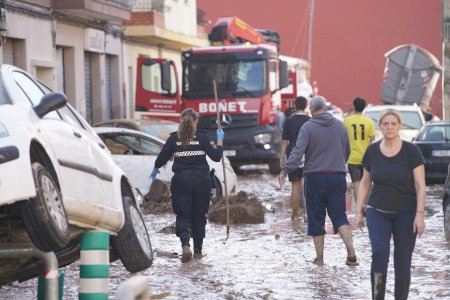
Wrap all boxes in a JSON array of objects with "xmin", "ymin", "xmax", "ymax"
[{"xmin": 135, "ymin": 16, "xmax": 288, "ymax": 174}]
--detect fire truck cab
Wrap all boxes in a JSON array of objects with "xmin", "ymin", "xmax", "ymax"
[{"xmin": 134, "ymin": 17, "xmax": 289, "ymax": 174}]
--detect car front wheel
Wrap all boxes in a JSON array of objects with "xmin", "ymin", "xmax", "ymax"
[
  {"xmin": 112, "ymin": 196, "xmax": 153, "ymax": 273},
  {"xmin": 20, "ymin": 162, "xmax": 70, "ymax": 252}
]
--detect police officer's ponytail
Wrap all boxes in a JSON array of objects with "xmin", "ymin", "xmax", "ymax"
[{"xmin": 178, "ymin": 108, "xmax": 198, "ymax": 147}]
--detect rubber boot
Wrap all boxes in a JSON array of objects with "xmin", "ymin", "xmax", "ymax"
[
  {"xmin": 371, "ymin": 272, "xmax": 386, "ymax": 300},
  {"xmin": 181, "ymin": 245, "xmax": 192, "ymax": 263},
  {"xmin": 394, "ymin": 279, "xmax": 410, "ymax": 300},
  {"xmin": 193, "ymin": 238, "xmax": 203, "ymax": 259}
]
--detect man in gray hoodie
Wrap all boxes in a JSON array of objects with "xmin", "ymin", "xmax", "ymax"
[{"xmin": 280, "ymin": 96, "xmax": 357, "ymax": 266}]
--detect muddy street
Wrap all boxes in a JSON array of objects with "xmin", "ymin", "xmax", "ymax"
[{"xmin": 3, "ymin": 167, "xmax": 450, "ymax": 299}]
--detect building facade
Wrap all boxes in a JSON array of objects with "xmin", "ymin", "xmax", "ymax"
[
  {"xmin": 123, "ymin": 0, "xmax": 208, "ymax": 118},
  {"xmin": 0, "ymin": 0, "xmax": 132, "ymax": 124}
]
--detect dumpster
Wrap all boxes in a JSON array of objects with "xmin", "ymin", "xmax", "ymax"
[{"xmin": 381, "ymin": 44, "xmax": 442, "ymax": 112}]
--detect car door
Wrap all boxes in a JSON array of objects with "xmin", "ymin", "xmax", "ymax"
[
  {"xmin": 100, "ymin": 131, "xmax": 165, "ymax": 195},
  {"xmin": 11, "ymin": 71, "xmax": 96, "ymax": 204}
]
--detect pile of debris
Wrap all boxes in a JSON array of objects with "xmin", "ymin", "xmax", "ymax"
[
  {"xmin": 141, "ymin": 180, "xmax": 172, "ymax": 214},
  {"xmin": 208, "ymin": 191, "xmax": 265, "ymax": 224}
]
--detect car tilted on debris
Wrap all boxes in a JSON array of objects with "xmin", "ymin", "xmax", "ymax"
[
  {"xmin": 0, "ymin": 65, "xmax": 152, "ymax": 284},
  {"xmin": 94, "ymin": 127, "xmax": 238, "ymax": 198}
]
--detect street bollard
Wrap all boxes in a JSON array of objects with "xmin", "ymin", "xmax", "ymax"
[
  {"xmin": 78, "ymin": 231, "xmax": 110, "ymax": 300},
  {"xmin": 38, "ymin": 269, "xmax": 64, "ymax": 300}
]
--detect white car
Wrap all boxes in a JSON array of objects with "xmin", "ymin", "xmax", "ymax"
[
  {"xmin": 94, "ymin": 127, "xmax": 238, "ymax": 198},
  {"xmin": 363, "ymin": 104, "xmax": 425, "ymax": 141},
  {"xmin": 0, "ymin": 65, "xmax": 152, "ymax": 277}
]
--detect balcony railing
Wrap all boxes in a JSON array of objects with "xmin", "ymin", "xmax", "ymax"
[
  {"xmin": 133, "ymin": 0, "xmax": 170, "ymax": 12},
  {"xmin": 99, "ymin": 0, "xmax": 135, "ymax": 10}
]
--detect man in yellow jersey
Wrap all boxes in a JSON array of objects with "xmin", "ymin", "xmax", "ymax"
[{"xmin": 343, "ymin": 97, "xmax": 375, "ymax": 201}]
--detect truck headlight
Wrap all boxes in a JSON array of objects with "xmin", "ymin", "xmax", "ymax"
[
  {"xmin": 254, "ymin": 133, "xmax": 271, "ymax": 144},
  {"xmin": 0, "ymin": 123, "xmax": 9, "ymax": 138}
]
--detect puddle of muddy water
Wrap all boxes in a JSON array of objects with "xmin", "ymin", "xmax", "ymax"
[{"xmin": 2, "ymin": 168, "xmax": 450, "ymax": 299}]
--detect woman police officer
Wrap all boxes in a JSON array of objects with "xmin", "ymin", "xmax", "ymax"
[{"xmin": 150, "ymin": 108, "xmax": 224, "ymax": 262}]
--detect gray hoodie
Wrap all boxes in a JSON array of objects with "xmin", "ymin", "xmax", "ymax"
[{"xmin": 281, "ymin": 112, "xmax": 350, "ymax": 175}]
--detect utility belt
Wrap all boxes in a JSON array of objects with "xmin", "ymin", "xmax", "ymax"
[{"xmin": 175, "ymin": 169, "xmax": 210, "ymax": 177}]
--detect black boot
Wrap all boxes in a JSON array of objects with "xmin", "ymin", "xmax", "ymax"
[
  {"xmin": 371, "ymin": 272, "xmax": 386, "ymax": 300},
  {"xmin": 394, "ymin": 279, "xmax": 410, "ymax": 300},
  {"xmin": 193, "ymin": 238, "xmax": 203, "ymax": 259}
]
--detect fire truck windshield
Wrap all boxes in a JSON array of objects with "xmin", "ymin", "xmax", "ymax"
[{"xmin": 183, "ymin": 59, "xmax": 265, "ymax": 99}]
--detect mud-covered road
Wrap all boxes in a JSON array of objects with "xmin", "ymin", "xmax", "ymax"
[{"xmin": 3, "ymin": 167, "xmax": 450, "ymax": 299}]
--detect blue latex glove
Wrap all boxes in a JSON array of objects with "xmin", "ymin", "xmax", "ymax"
[
  {"xmin": 150, "ymin": 168, "xmax": 160, "ymax": 182},
  {"xmin": 216, "ymin": 128, "xmax": 224, "ymax": 143}
]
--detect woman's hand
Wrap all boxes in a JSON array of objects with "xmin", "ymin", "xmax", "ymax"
[
  {"xmin": 354, "ymin": 213, "xmax": 365, "ymax": 230},
  {"xmin": 413, "ymin": 213, "xmax": 425, "ymax": 237}
]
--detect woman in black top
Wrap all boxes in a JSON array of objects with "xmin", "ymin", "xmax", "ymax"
[
  {"xmin": 355, "ymin": 109, "xmax": 425, "ymax": 300},
  {"xmin": 151, "ymin": 108, "xmax": 224, "ymax": 262}
]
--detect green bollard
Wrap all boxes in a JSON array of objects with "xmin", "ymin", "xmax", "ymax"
[
  {"xmin": 37, "ymin": 268, "xmax": 64, "ymax": 300},
  {"xmin": 78, "ymin": 231, "xmax": 110, "ymax": 300}
]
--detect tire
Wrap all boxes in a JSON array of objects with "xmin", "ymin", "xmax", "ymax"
[
  {"xmin": 112, "ymin": 196, "xmax": 153, "ymax": 273},
  {"xmin": 20, "ymin": 162, "xmax": 69, "ymax": 252},
  {"xmin": 268, "ymin": 159, "xmax": 281, "ymax": 175},
  {"xmin": 444, "ymin": 202, "xmax": 450, "ymax": 242}
]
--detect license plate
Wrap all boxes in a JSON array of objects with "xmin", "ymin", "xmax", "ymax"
[
  {"xmin": 223, "ymin": 150, "xmax": 236, "ymax": 157},
  {"xmin": 432, "ymin": 150, "xmax": 450, "ymax": 157}
]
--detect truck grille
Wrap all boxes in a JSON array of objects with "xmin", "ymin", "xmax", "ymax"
[{"xmin": 198, "ymin": 114, "xmax": 258, "ymax": 129}]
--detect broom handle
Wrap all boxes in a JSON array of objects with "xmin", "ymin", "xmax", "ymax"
[{"xmin": 213, "ymin": 80, "xmax": 230, "ymax": 239}]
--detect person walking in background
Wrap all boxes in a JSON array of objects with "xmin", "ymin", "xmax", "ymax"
[
  {"xmin": 280, "ymin": 96, "xmax": 358, "ymax": 266},
  {"xmin": 280, "ymin": 96, "xmax": 310, "ymax": 220},
  {"xmin": 355, "ymin": 109, "xmax": 425, "ymax": 300},
  {"xmin": 151, "ymin": 108, "xmax": 224, "ymax": 263},
  {"xmin": 343, "ymin": 97, "xmax": 375, "ymax": 203}
]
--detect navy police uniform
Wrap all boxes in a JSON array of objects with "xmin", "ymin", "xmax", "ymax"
[{"xmin": 154, "ymin": 130, "xmax": 223, "ymax": 250}]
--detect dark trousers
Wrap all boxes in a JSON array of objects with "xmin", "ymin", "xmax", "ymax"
[
  {"xmin": 304, "ymin": 172, "xmax": 349, "ymax": 236},
  {"xmin": 366, "ymin": 208, "xmax": 417, "ymax": 280},
  {"xmin": 170, "ymin": 173, "xmax": 213, "ymax": 246}
]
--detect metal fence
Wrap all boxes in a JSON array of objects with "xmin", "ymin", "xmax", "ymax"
[{"xmin": 100, "ymin": 0, "xmax": 135, "ymax": 10}]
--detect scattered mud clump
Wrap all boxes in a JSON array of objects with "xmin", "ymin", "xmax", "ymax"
[
  {"xmin": 141, "ymin": 180, "xmax": 173, "ymax": 214},
  {"xmin": 208, "ymin": 191, "xmax": 265, "ymax": 224},
  {"xmin": 159, "ymin": 223, "xmax": 176, "ymax": 234}
]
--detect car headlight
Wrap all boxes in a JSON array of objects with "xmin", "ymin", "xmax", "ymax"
[
  {"xmin": 0, "ymin": 123, "xmax": 9, "ymax": 138},
  {"xmin": 254, "ymin": 133, "xmax": 271, "ymax": 144}
]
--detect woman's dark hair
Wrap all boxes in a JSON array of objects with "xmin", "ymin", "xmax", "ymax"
[
  {"xmin": 295, "ymin": 96, "xmax": 308, "ymax": 111},
  {"xmin": 178, "ymin": 108, "xmax": 198, "ymax": 147}
]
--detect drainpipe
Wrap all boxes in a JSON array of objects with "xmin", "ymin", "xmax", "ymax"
[{"xmin": 0, "ymin": 245, "xmax": 59, "ymax": 300}]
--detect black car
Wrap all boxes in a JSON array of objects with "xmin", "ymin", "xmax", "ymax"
[
  {"xmin": 441, "ymin": 164, "xmax": 450, "ymax": 241},
  {"xmin": 413, "ymin": 122, "xmax": 450, "ymax": 184}
]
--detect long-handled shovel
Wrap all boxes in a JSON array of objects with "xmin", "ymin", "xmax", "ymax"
[{"xmin": 212, "ymin": 80, "xmax": 230, "ymax": 240}]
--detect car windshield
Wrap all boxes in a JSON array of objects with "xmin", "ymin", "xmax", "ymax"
[
  {"xmin": 183, "ymin": 59, "xmax": 265, "ymax": 99},
  {"xmin": 417, "ymin": 125, "xmax": 450, "ymax": 142},
  {"xmin": 364, "ymin": 110, "xmax": 422, "ymax": 130},
  {"xmin": 141, "ymin": 123, "xmax": 179, "ymax": 141}
]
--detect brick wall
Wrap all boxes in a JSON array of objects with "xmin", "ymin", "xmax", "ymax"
[{"xmin": 124, "ymin": 11, "xmax": 164, "ymax": 27}]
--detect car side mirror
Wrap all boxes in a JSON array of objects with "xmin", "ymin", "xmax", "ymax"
[
  {"xmin": 34, "ymin": 92, "xmax": 67, "ymax": 118},
  {"xmin": 161, "ymin": 61, "xmax": 172, "ymax": 93},
  {"xmin": 279, "ymin": 60, "xmax": 289, "ymax": 89}
]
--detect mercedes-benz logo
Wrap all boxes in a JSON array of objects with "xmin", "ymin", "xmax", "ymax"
[{"xmin": 221, "ymin": 113, "xmax": 232, "ymax": 127}]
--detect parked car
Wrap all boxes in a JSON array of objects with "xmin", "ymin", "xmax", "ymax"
[
  {"xmin": 0, "ymin": 65, "xmax": 152, "ymax": 284},
  {"xmin": 441, "ymin": 164, "xmax": 450, "ymax": 241},
  {"xmin": 413, "ymin": 122, "xmax": 450, "ymax": 183},
  {"xmin": 95, "ymin": 118, "xmax": 178, "ymax": 141},
  {"xmin": 94, "ymin": 127, "xmax": 238, "ymax": 198},
  {"xmin": 363, "ymin": 104, "xmax": 425, "ymax": 141}
]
